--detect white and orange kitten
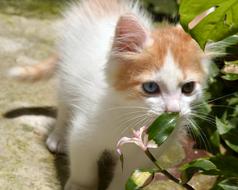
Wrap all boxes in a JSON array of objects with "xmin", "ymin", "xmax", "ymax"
[{"xmin": 44, "ymin": 0, "xmax": 210, "ymax": 190}]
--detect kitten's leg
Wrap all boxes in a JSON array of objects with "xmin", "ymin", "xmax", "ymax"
[
  {"xmin": 64, "ymin": 132, "xmax": 100, "ymax": 190},
  {"xmin": 46, "ymin": 101, "xmax": 70, "ymax": 153}
]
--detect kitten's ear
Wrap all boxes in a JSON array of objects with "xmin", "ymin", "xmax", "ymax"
[{"xmin": 112, "ymin": 14, "xmax": 151, "ymax": 55}]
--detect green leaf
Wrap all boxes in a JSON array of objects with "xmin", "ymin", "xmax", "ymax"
[
  {"xmin": 206, "ymin": 35, "xmax": 238, "ymax": 55},
  {"xmin": 210, "ymin": 130, "xmax": 221, "ymax": 150},
  {"xmin": 147, "ymin": 113, "xmax": 179, "ymax": 146},
  {"xmin": 209, "ymin": 156, "xmax": 238, "ymax": 178},
  {"xmin": 222, "ymin": 73, "xmax": 238, "ymax": 81},
  {"xmin": 142, "ymin": 0, "xmax": 178, "ymax": 16},
  {"xmin": 217, "ymin": 178, "xmax": 238, "ymax": 190},
  {"xmin": 216, "ymin": 118, "xmax": 238, "ymax": 153},
  {"xmin": 228, "ymin": 94, "xmax": 238, "ymax": 105},
  {"xmin": 180, "ymin": 159, "xmax": 217, "ymax": 184},
  {"xmin": 179, "ymin": 0, "xmax": 238, "ymax": 49},
  {"xmin": 225, "ymin": 60, "xmax": 238, "ymax": 66},
  {"xmin": 216, "ymin": 117, "xmax": 233, "ymax": 135},
  {"xmin": 125, "ymin": 169, "xmax": 154, "ymax": 190},
  {"xmin": 180, "ymin": 156, "xmax": 238, "ymax": 184},
  {"xmin": 223, "ymin": 128, "xmax": 238, "ymax": 153}
]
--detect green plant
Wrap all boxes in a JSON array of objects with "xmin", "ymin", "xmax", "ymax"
[
  {"xmin": 0, "ymin": 0, "xmax": 67, "ymax": 18},
  {"xmin": 179, "ymin": 1, "xmax": 238, "ymax": 189},
  {"xmin": 122, "ymin": 0, "xmax": 238, "ymax": 189},
  {"xmin": 118, "ymin": 113, "xmax": 195, "ymax": 190}
]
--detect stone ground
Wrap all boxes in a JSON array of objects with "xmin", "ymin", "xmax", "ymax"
[
  {"xmin": 0, "ymin": 13, "xmax": 68, "ymax": 190},
  {"xmin": 0, "ymin": 11, "xmax": 215, "ymax": 190}
]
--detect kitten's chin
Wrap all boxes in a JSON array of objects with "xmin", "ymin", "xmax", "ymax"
[{"xmin": 180, "ymin": 108, "xmax": 191, "ymax": 117}]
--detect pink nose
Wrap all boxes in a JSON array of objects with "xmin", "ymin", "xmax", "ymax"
[{"xmin": 165, "ymin": 101, "xmax": 180, "ymax": 113}]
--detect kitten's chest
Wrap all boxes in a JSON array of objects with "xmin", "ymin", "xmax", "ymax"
[{"xmin": 90, "ymin": 108, "xmax": 144, "ymax": 148}]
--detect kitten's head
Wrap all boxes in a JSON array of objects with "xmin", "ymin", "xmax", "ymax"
[{"xmin": 106, "ymin": 14, "xmax": 209, "ymax": 117}]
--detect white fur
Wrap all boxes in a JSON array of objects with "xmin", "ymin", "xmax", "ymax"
[
  {"xmin": 154, "ymin": 50, "xmax": 203, "ymax": 114},
  {"xmin": 46, "ymin": 1, "xmax": 206, "ymax": 190},
  {"xmin": 140, "ymin": 50, "xmax": 203, "ymax": 116},
  {"xmin": 47, "ymin": 1, "xmax": 155, "ymax": 190}
]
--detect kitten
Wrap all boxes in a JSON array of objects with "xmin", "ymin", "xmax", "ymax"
[{"xmin": 31, "ymin": 0, "xmax": 210, "ymax": 190}]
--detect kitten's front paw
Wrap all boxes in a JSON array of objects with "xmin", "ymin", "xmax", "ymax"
[
  {"xmin": 64, "ymin": 179, "xmax": 92, "ymax": 190},
  {"xmin": 46, "ymin": 129, "xmax": 66, "ymax": 153},
  {"xmin": 64, "ymin": 180, "xmax": 79, "ymax": 190}
]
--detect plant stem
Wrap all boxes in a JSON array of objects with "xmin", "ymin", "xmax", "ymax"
[{"xmin": 144, "ymin": 149, "xmax": 195, "ymax": 190}]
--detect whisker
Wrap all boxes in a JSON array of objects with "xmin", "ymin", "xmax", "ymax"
[
  {"xmin": 190, "ymin": 113, "xmax": 216, "ymax": 126},
  {"xmin": 72, "ymin": 104, "xmax": 88, "ymax": 113},
  {"xmin": 186, "ymin": 118, "xmax": 211, "ymax": 152},
  {"xmin": 192, "ymin": 92, "xmax": 237, "ymax": 109},
  {"xmin": 113, "ymin": 110, "xmax": 148, "ymax": 123},
  {"xmin": 190, "ymin": 111, "xmax": 214, "ymax": 119},
  {"xmin": 116, "ymin": 114, "xmax": 148, "ymax": 132},
  {"xmin": 120, "ymin": 116, "xmax": 148, "ymax": 136},
  {"xmin": 105, "ymin": 106, "xmax": 149, "ymax": 112}
]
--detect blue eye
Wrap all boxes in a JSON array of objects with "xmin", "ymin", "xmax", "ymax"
[{"xmin": 142, "ymin": 82, "xmax": 160, "ymax": 94}]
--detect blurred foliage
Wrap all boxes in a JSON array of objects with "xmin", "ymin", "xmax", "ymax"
[
  {"xmin": 135, "ymin": 0, "xmax": 238, "ymax": 189},
  {"xmin": 141, "ymin": 0, "xmax": 179, "ymax": 22},
  {"xmin": 0, "ymin": 0, "xmax": 68, "ymax": 18}
]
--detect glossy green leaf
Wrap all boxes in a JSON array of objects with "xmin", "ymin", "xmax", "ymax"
[
  {"xmin": 225, "ymin": 140, "xmax": 238, "ymax": 153},
  {"xmin": 225, "ymin": 60, "xmax": 238, "ymax": 66},
  {"xmin": 125, "ymin": 169, "xmax": 154, "ymax": 190},
  {"xmin": 222, "ymin": 73, "xmax": 238, "ymax": 81},
  {"xmin": 179, "ymin": 0, "xmax": 238, "ymax": 49},
  {"xmin": 180, "ymin": 159, "xmax": 217, "ymax": 184},
  {"xmin": 216, "ymin": 117, "xmax": 233, "ymax": 135},
  {"xmin": 228, "ymin": 94, "xmax": 238, "ymax": 105},
  {"xmin": 206, "ymin": 35, "xmax": 238, "ymax": 55},
  {"xmin": 181, "ymin": 156, "xmax": 238, "ymax": 184},
  {"xmin": 216, "ymin": 118, "xmax": 238, "ymax": 153},
  {"xmin": 209, "ymin": 156, "xmax": 238, "ymax": 178},
  {"xmin": 216, "ymin": 178, "xmax": 238, "ymax": 190},
  {"xmin": 147, "ymin": 113, "xmax": 179, "ymax": 146},
  {"xmin": 223, "ymin": 129, "xmax": 238, "ymax": 153}
]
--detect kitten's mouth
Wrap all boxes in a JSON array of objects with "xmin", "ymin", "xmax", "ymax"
[
  {"xmin": 147, "ymin": 111, "xmax": 162, "ymax": 118},
  {"xmin": 147, "ymin": 109, "xmax": 191, "ymax": 123},
  {"xmin": 180, "ymin": 109, "xmax": 191, "ymax": 117}
]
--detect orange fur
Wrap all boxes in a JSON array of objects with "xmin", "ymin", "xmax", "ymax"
[
  {"xmin": 113, "ymin": 25, "xmax": 205, "ymax": 99},
  {"xmin": 153, "ymin": 26, "xmax": 205, "ymax": 79}
]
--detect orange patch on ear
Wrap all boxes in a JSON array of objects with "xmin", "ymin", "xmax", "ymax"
[{"xmin": 112, "ymin": 25, "xmax": 207, "ymax": 97}]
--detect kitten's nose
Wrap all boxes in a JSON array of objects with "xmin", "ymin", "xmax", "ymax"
[{"xmin": 165, "ymin": 101, "xmax": 180, "ymax": 113}]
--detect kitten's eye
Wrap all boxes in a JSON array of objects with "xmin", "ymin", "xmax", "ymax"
[
  {"xmin": 182, "ymin": 82, "xmax": 195, "ymax": 95},
  {"xmin": 142, "ymin": 82, "xmax": 160, "ymax": 94}
]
